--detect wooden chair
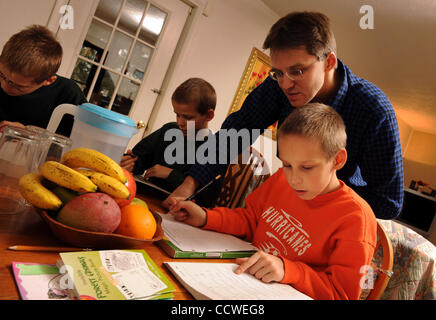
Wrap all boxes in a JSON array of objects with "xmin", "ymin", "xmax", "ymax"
[
  {"xmin": 365, "ymin": 221, "xmax": 394, "ymax": 300},
  {"xmin": 215, "ymin": 147, "xmax": 271, "ymax": 208}
]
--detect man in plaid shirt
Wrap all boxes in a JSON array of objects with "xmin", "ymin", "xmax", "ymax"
[{"xmin": 165, "ymin": 12, "xmax": 403, "ymax": 219}]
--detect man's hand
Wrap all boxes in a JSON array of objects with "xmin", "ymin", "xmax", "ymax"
[
  {"xmin": 235, "ymin": 251, "xmax": 285, "ymax": 283},
  {"xmin": 120, "ymin": 149, "xmax": 137, "ymax": 172},
  {"xmin": 144, "ymin": 164, "xmax": 172, "ymax": 180},
  {"xmin": 162, "ymin": 176, "xmax": 199, "ymax": 209},
  {"xmin": 0, "ymin": 121, "xmax": 25, "ymax": 133},
  {"xmin": 167, "ymin": 197, "xmax": 207, "ymax": 227}
]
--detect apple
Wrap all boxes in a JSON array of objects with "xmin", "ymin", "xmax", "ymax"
[
  {"xmin": 131, "ymin": 197, "xmax": 149, "ymax": 209},
  {"xmin": 114, "ymin": 168, "xmax": 137, "ymax": 208}
]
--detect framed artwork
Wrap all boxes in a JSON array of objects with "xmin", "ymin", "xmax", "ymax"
[{"xmin": 227, "ymin": 47, "xmax": 278, "ymax": 140}]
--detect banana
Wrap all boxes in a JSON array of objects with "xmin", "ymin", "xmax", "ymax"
[
  {"xmin": 76, "ymin": 169, "xmax": 130, "ymax": 199},
  {"xmin": 18, "ymin": 173, "xmax": 62, "ymax": 210},
  {"xmin": 61, "ymin": 148, "xmax": 127, "ymax": 183},
  {"xmin": 40, "ymin": 161, "xmax": 97, "ymax": 193}
]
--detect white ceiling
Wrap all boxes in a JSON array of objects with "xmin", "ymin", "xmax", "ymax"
[{"xmin": 261, "ymin": 0, "xmax": 436, "ymax": 134}]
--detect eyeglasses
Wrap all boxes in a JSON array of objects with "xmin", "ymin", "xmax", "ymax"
[
  {"xmin": 0, "ymin": 71, "xmax": 29, "ymax": 92},
  {"xmin": 268, "ymin": 60, "xmax": 319, "ymax": 82}
]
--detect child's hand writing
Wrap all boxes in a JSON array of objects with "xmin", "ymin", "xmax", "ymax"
[
  {"xmin": 234, "ymin": 251, "xmax": 285, "ymax": 283},
  {"xmin": 167, "ymin": 197, "xmax": 207, "ymax": 227}
]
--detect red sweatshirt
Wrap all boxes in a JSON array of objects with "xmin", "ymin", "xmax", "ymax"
[{"xmin": 204, "ymin": 168, "xmax": 377, "ymax": 300}]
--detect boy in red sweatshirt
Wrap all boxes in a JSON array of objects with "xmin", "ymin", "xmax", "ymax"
[{"xmin": 168, "ymin": 103, "xmax": 377, "ymax": 300}]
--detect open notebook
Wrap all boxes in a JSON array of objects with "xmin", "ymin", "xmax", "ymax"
[{"xmin": 165, "ymin": 262, "xmax": 312, "ymax": 300}]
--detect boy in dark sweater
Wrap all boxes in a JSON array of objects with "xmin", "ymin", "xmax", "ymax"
[
  {"xmin": 0, "ymin": 25, "xmax": 86, "ymax": 137},
  {"xmin": 120, "ymin": 78, "xmax": 222, "ymax": 208}
]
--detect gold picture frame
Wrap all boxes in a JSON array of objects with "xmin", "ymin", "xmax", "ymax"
[{"xmin": 227, "ymin": 47, "xmax": 278, "ymax": 140}]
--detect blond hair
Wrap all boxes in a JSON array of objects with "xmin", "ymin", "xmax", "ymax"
[
  {"xmin": 0, "ymin": 25, "xmax": 62, "ymax": 83},
  {"xmin": 277, "ymin": 103, "xmax": 347, "ymax": 159}
]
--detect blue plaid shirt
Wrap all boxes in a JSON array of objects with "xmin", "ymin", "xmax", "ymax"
[{"xmin": 188, "ymin": 59, "xmax": 404, "ymax": 219}]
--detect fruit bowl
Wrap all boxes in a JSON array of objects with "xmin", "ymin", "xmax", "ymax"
[{"xmin": 36, "ymin": 209, "xmax": 164, "ymax": 249}]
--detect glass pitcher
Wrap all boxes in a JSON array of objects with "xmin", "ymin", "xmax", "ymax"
[{"xmin": 0, "ymin": 127, "xmax": 41, "ymax": 214}]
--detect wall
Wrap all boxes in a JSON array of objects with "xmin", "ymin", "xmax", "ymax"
[
  {"xmin": 396, "ymin": 116, "xmax": 413, "ymax": 154},
  {"xmin": 403, "ymin": 130, "xmax": 436, "ymax": 189},
  {"xmin": 0, "ymin": 0, "xmax": 57, "ymax": 45},
  {"xmin": 397, "ymin": 116, "xmax": 436, "ymax": 188}
]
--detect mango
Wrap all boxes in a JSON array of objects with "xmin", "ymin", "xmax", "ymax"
[{"xmin": 57, "ymin": 193, "xmax": 121, "ymax": 233}]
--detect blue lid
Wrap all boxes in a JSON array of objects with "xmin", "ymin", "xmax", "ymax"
[{"xmin": 79, "ymin": 103, "xmax": 136, "ymax": 128}]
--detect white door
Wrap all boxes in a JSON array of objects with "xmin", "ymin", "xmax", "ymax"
[{"xmin": 55, "ymin": 0, "xmax": 191, "ymax": 148}]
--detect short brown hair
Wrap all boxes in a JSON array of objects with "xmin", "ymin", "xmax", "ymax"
[
  {"xmin": 0, "ymin": 25, "xmax": 62, "ymax": 83},
  {"xmin": 277, "ymin": 103, "xmax": 346, "ymax": 159},
  {"xmin": 171, "ymin": 78, "xmax": 216, "ymax": 115},
  {"xmin": 263, "ymin": 12, "xmax": 337, "ymax": 59}
]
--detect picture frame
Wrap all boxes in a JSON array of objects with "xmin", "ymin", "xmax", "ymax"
[{"xmin": 227, "ymin": 47, "xmax": 278, "ymax": 140}]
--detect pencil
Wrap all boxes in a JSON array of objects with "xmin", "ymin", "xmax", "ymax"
[
  {"xmin": 186, "ymin": 174, "xmax": 222, "ymax": 201},
  {"xmin": 8, "ymin": 245, "xmax": 91, "ymax": 252}
]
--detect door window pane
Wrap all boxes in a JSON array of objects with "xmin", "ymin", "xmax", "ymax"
[
  {"xmin": 125, "ymin": 42, "xmax": 152, "ymax": 79},
  {"xmin": 94, "ymin": 0, "xmax": 122, "ymax": 25},
  {"xmin": 104, "ymin": 31, "xmax": 133, "ymax": 72},
  {"xmin": 71, "ymin": 59, "xmax": 94, "ymax": 93},
  {"xmin": 80, "ymin": 19, "xmax": 111, "ymax": 62},
  {"xmin": 71, "ymin": 0, "xmax": 173, "ymax": 114},
  {"xmin": 89, "ymin": 70, "xmax": 120, "ymax": 109},
  {"xmin": 111, "ymin": 78, "xmax": 140, "ymax": 115},
  {"xmin": 118, "ymin": 0, "xmax": 147, "ymax": 36},
  {"xmin": 139, "ymin": 4, "xmax": 166, "ymax": 45}
]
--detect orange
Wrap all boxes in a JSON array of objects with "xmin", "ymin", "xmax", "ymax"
[{"xmin": 115, "ymin": 204, "xmax": 157, "ymax": 239}]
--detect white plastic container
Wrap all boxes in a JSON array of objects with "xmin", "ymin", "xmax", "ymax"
[{"xmin": 47, "ymin": 103, "xmax": 138, "ymax": 163}]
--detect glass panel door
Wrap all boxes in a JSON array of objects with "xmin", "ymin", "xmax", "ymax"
[{"xmin": 71, "ymin": 0, "xmax": 168, "ymax": 116}]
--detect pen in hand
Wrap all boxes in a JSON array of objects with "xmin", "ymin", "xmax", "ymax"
[
  {"xmin": 185, "ymin": 174, "xmax": 222, "ymax": 201},
  {"xmin": 168, "ymin": 174, "xmax": 221, "ymax": 215}
]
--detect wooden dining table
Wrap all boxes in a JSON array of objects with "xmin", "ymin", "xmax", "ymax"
[{"xmin": 0, "ymin": 185, "xmax": 232, "ymax": 300}]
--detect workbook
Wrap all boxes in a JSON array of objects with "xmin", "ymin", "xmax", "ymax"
[
  {"xmin": 12, "ymin": 262, "xmax": 75, "ymax": 300},
  {"xmin": 156, "ymin": 212, "xmax": 257, "ymax": 258},
  {"xmin": 58, "ymin": 249, "xmax": 175, "ymax": 300},
  {"xmin": 164, "ymin": 262, "xmax": 312, "ymax": 300}
]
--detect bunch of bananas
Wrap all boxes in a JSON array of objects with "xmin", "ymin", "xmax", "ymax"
[{"xmin": 19, "ymin": 148, "xmax": 129, "ymax": 210}]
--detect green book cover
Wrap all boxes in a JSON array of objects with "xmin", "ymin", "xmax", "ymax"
[
  {"xmin": 59, "ymin": 249, "xmax": 175, "ymax": 300},
  {"xmin": 157, "ymin": 239, "xmax": 256, "ymax": 259}
]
